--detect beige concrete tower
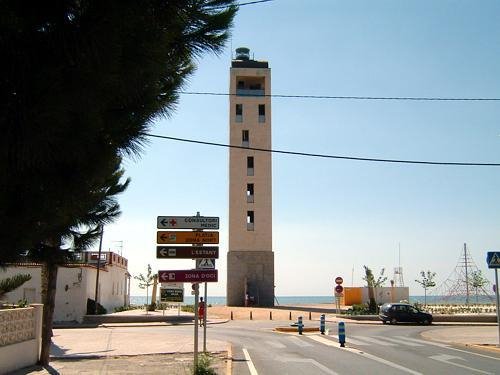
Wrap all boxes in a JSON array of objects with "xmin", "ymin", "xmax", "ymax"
[{"xmin": 227, "ymin": 48, "xmax": 274, "ymax": 307}]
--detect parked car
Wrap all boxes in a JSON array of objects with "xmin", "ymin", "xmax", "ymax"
[{"xmin": 379, "ymin": 303, "xmax": 433, "ymax": 325}]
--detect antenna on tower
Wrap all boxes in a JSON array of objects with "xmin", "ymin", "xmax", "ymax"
[{"xmin": 393, "ymin": 242, "xmax": 405, "ymax": 287}]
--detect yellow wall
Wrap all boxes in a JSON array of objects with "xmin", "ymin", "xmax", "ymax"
[{"xmin": 344, "ymin": 287, "xmax": 362, "ymax": 305}]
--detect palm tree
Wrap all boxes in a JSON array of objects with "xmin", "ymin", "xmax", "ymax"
[
  {"xmin": 26, "ymin": 158, "xmax": 130, "ymax": 365},
  {"xmin": 363, "ymin": 266, "xmax": 387, "ymax": 313},
  {"xmin": 0, "ymin": 0, "xmax": 236, "ymax": 367},
  {"xmin": 0, "ymin": 274, "xmax": 32, "ymax": 300}
]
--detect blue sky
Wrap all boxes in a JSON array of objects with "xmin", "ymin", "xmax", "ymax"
[{"xmin": 102, "ymin": 1, "xmax": 500, "ymax": 297}]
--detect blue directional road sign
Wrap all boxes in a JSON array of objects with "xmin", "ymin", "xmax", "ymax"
[{"xmin": 486, "ymin": 251, "xmax": 500, "ymax": 269}]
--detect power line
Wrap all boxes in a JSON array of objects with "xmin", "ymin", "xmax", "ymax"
[
  {"xmin": 180, "ymin": 91, "xmax": 500, "ymax": 102},
  {"xmin": 143, "ymin": 133, "xmax": 500, "ymax": 167},
  {"xmin": 236, "ymin": 0, "xmax": 273, "ymax": 6},
  {"xmin": 208, "ymin": 0, "xmax": 273, "ymax": 10}
]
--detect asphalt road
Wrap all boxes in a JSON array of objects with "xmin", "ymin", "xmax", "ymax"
[{"xmin": 205, "ymin": 320, "xmax": 500, "ymax": 375}]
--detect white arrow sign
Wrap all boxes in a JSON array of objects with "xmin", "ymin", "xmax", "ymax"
[{"xmin": 196, "ymin": 258, "xmax": 215, "ymax": 269}]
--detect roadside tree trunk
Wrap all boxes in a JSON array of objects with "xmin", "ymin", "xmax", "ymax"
[
  {"xmin": 39, "ymin": 259, "xmax": 58, "ymax": 365},
  {"xmin": 368, "ymin": 286, "xmax": 376, "ymax": 313}
]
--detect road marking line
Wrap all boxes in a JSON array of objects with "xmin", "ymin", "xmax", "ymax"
[
  {"xmin": 373, "ymin": 336, "xmax": 424, "ymax": 347},
  {"xmin": 395, "ymin": 336, "xmax": 500, "ymax": 361},
  {"xmin": 430, "ymin": 354, "xmax": 494, "ymax": 374},
  {"xmin": 352, "ymin": 336, "xmax": 396, "ymax": 346},
  {"xmin": 287, "ymin": 335, "xmax": 314, "ymax": 347},
  {"xmin": 330, "ymin": 334, "xmax": 368, "ymax": 346},
  {"xmin": 278, "ymin": 356, "xmax": 339, "ymax": 375},
  {"xmin": 265, "ymin": 340, "xmax": 286, "ymax": 349},
  {"xmin": 308, "ymin": 335, "xmax": 423, "ymax": 375},
  {"xmin": 242, "ymin": 348, "xmax": 258, "ymax": 375}
]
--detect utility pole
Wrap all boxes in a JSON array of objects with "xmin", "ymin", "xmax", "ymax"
[
  {"xmin": 94, "ymin": 225, "xmax": 104, "ymax": 314},
  {"xmin": 464, "ymin": 243, "xmax": 470, "ymax": 305}
]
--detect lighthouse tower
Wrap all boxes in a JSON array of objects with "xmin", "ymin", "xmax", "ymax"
[{"xmin": 227, "ymin": 48, "xmax": 274, "ymax": 306}]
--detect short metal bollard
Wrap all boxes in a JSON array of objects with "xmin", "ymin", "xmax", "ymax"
[
  {"xmin": 320, "ymin": 314, "xmax": 326, "ymax": 335},
  {"xmin": 298, "ymin": 316, "xmax": 304, "ymax": 335},
  {"xmin": 338, "ymin": 321, "xmax": 346, "ymax": 347}
]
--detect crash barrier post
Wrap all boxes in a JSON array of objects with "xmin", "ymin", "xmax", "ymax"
[
  {"xmin": 338, "ymin": 321, "xmax": 346, "ymax": 347},
  {"xmin": 320, "ymin": 314, "xmax": 325, "ymax": 335}
]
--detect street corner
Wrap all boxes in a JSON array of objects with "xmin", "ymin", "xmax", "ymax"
[{"xmin": 465, "ymin": 344, "xmax": 500, "ymax": 355}]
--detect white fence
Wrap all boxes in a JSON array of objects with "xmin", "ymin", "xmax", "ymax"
[{"xmin": 0, "ymin": 304, "xmax": 43, "ymax": 374}]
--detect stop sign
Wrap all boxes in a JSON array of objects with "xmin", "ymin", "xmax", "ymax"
[
  {"xmin": 335, "ymin": 285, "xmax": 344, "ymax": 294},
  {"xmin": 335, "ymin": 276, "xmax": 343, "ymax": 285}
]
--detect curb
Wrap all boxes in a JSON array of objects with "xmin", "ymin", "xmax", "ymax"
[
  {"xmin": 55, "ymin": 319, "xmax": 230, "ymax": 329},
  {"xmin": 274, "ymin": 327, "xmax": 319, "ymax": 333}
]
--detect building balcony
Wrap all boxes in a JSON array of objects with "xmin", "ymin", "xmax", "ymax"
[
  {"xmin": 247, "ymin": 222, "xmax": 254, "ymax": 231},
  {"xmin": 236, "ymin": 89, "xmax": 265, "ymax": 97}
]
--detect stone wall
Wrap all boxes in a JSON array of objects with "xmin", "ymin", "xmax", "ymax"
[{"xmin": 227, "ymin": 251, "xmax": 274, "ymax": 306}]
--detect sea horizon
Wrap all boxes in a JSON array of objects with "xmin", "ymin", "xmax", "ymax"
[{"xmin": 130, "ymin": 294, "xmax": 496, "ymax": 306}]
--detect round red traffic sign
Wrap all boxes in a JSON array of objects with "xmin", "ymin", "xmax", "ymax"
[
  {"xmin": 335, "ymin": 276, "xmax": 343, "ymax": 285},
  {"xmin": 335, "ymin": 285, "xmax": 344, "ymax": 294}
]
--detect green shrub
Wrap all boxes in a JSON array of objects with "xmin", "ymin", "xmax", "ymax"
[
  {"xmin": 182, "ymin": 304, "xmax": 195, "ymax": 313},
  {"xmin": 347, "ymin": 303, "xmax": 370, "ymax": 315},
  {"xmin": 192, "ymin": 353, "xmax": 216, "ymax": 375},
  {"xmin": 113, "ymin": 305, "xmax": 138, "ymax": 313},
  {"xmin": 17, "ymin": 299, "xmax": 29, "ymax": 308}
]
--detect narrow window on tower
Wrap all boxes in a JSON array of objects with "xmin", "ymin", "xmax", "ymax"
[
  {"xmin": 247, "ymin": 210, "xmax": 254, "ymax": 231},
  {"xmin": 236, "ymin": 104, "xmax": 243, "ymax": 123},
  {"xmin": 247, "ymin": 156, "xmax": 254, "ymax": 176},
  {"xmin": 247, "ymin": 183, "xmax": 254, "ymax": 203},
  {"xmin": 258, "ymin": 104, "xmax": 265, "ymax": 123},
  {"xmin": 242, "ymin": 130, "xmax": 249, "ymax": 147}
]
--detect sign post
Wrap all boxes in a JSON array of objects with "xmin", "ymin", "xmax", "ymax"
[
  {"xmin": 334, "ymin": 276, "xmax": 344, "ymax": 315},
  {"xmin": 193, "ymin": 283, "xmax": 199, "ymax": 371},
  {"xmin": 203, "ymin": 281, "xmax": 208, "ymax": 352},
  {"xmin": 157, "ymin": 216, "xmax": 219, "ymax": 230},
  {"xmin": 156, "ymin": 212, "xmax": 220, "ymax": 368},
  {"xmin": 486, "ymin": 251, "xmax": 500, "ymax": 347}
]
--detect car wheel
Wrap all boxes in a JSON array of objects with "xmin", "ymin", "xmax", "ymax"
[
  {"xmin": 422, "ymin": 319, "xmax": 431, "ymax": 325},
  {"xmin": 390, "ymin": 318, "xmax": 397, "ymax": 325},
  {"xmin": 382, "ymin": 320, "xmax": 387, "ymax": 324}
]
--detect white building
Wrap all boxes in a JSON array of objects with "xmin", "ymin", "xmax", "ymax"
[{"xmin": 0, "ymin": 251, "xmax": 130, "ymax": 322}]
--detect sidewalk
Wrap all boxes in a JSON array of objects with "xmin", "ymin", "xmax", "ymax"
[
  {"xmin": 15, "ymin": 308, "xmax": 231, "ymax": 375},
  {"xmin": 421, "ymin": 326, "xmax": 500, "ymax": 352}
]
